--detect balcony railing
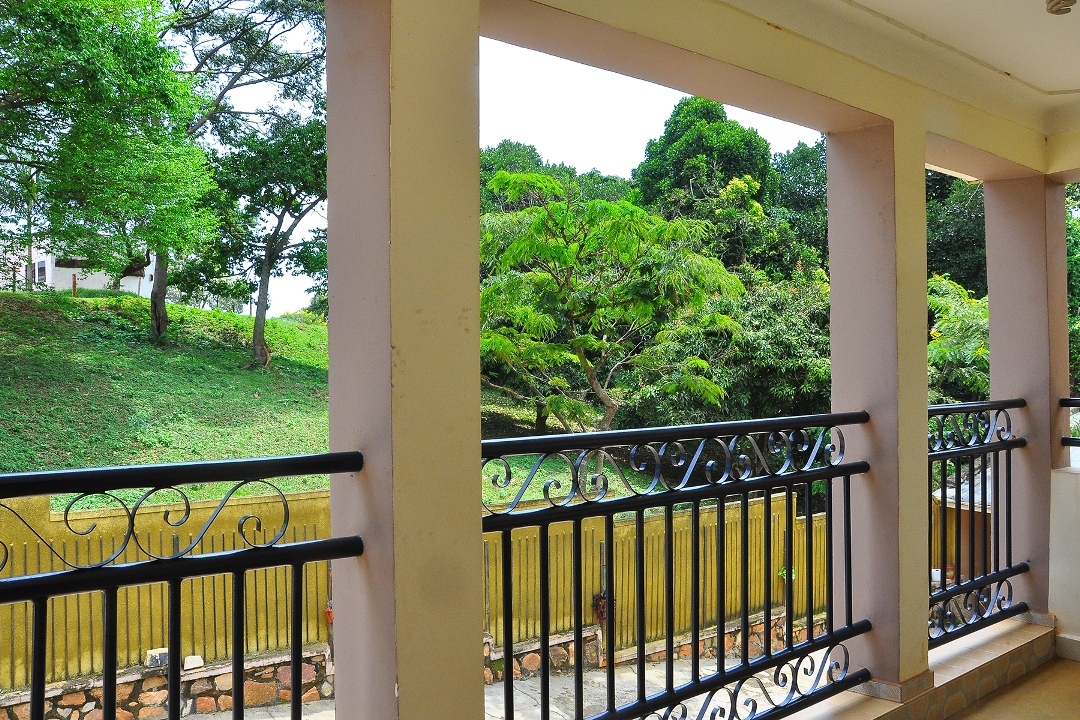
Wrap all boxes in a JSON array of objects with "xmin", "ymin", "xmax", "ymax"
[
  {"xmin": 0, "ymin": 453, "xmax": 365, "ymax": 720},
  {"xmin": 482, "ymin": 412, "xmax": 872, "ymax": 720},
  {"xmin": 927, "ymin": 400, "xmax": 1027, "ymax": 648}
]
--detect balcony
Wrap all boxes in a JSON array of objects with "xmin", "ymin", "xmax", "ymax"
[
  {"xmin": 5, "ymin": 0, "xmax": 1080, "ymax": 719},
  {"xmin": 0, "ymin": 396, "xmax": 1074, "ymax": 720}
]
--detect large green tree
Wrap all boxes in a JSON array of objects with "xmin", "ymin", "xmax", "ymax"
[
  {"xmin": 623, "ymin": 265, "xmax": 832, "ymax": 426},
  {"xmin": 632, "ymin": 97, "xmax": 772, "ymax": 209},
  {"xmin": 767, "ymin": 138, "xmax": 828, "ymax": 265},
  {"xmin": 1, "ymin": 0, "xmax": 207, "ymax": 309},
  {"xmin": 481, "ymin": 171, "xmax": 743, "ymax": 432},
  {"xmin": 211, "ymin": 114, "xmax": 327, "ymax": 365},
  {"xmin": 926, "ymin": 171, "xmax": 987, "ymax": 297}
]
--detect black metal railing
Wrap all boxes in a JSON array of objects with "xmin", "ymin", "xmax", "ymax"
[
  {"xmin": 927, "ymin": 400, "xmax": 1027, "ymax": 648},
  {"xmin": 1060, "ymin": 397, "xmax": 1080, "ymax": 447},
  {"xmin": 0, "ymin": 452, "xmax": 365, "ymax": 720},
  {"xmin": 482, "ymin": 413, "xmax": 873, "ymax": 720}
]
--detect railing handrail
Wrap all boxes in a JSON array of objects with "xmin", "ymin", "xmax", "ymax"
[
  {"xmin": 0, "ymin": 536, "xmax": 364, "ymax": 604},
  {"xmin": 482, "ymin": 410, "xmax": 870, "ymax": 458},
  {"xmin": 1061, "ymin": 397, "xmax": 1080, "ymax": 408},
  {"xmin": 0, "ymin": 451, "xmax": 364, "ymax": 500},
  {"xmin": 928, "ymin": 398, "xmax": 1026, "ymax": 415}
]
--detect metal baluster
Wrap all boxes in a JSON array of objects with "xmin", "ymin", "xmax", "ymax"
[
  {"xmin": 232, "ymin": 571, "xmax": 245, "ymax": 720},
  {"xmin": 169, "ymin": 579, "xmax": 181, "ymax": 720},
  {"xmin": 665, "ymin": 505, "xmax": 675, "ymax": 691},
  {"xmin": 1006, "ymin": 449, "xmax": 1013, "ymax": 568},
  {"xmin": 501, "ymin": 529, "xmax": 513, "ymax": 719},
  {"xmin": 805, "ymin": 482, "xmax": 814, "ymax": 643},
  {"xmin": 740, "ymin": 494, "xmax": 749, "ymax": 666},
  {"xmin": 784, "ymin": 488, "xmax": 794, "ymax": 648},
  {"xmin": 31, "ymin": 597, "xmax": 46, "ymax": 720},
  {"xmin": 825, "ymin": 476, "xmax": 834, "ymax": 636},
  {"xmin": 291, "ymin": 564, "xmax": 303, "ymax": 720},
  {"xmin": 690, "ymin": 501, "xmax": 700, "ymax": 679},
  {"xmin": 763, "ymin": 491, "xmax": 772, "ymax": 658},
  {"xmin": 539, "ymin": 525, "xmax": 550, "ymax": 720},
  {"xmin": 605, "ymin": 515, "xmax": 615, "ymax": 712},
  {"xmin": 993, "ymin": 451, "xmax": 1001, "ymax": 573},
  {"xmin": 572, "ymin": 519, "xmax": 583, "ymax": 720},
  {"xmin": 844, "ymin": 476, "xmax": 853, "ymax": 629},
  {"xmin": 939, "ymin": 460, "xmax": 948, "ymax": 592},
  {"xmin": 980, "ymin": 454, "xmax": 989, "ymax": 579},
  {"xmin": 967, "ymin": 455, "xmax": 976, "ymax": 584},
  {"xmin": 636, "ymin": 510, "xmax": 646, "ymax": 703},
  {"xmin": 716, "ymin": 499, "xmax": 725, "ymax": 677},
  {"xmin": 103, "ymin": 587, "xmax": 117, "ymax": 720}
]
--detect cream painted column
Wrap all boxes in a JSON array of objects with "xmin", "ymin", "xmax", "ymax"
[
  {"xmin": 984, "ymin": 177, "xmax": 1068, "ymax": 612},
  {"xmin": 324, "ymin": 1, "xmax": 483, "ymax": 719},
  {"xmin": 828, "ymin": 122, "xmax": 932, "ymax": 700}
]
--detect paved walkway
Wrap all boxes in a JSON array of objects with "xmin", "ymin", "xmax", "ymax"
[
  {"xmin": 192, "ymin": 699, "xmax": 335, "ymax": 720},
  {"xmin": 484, "ymin": 652, "xmax": 831, "ymax": 719}
]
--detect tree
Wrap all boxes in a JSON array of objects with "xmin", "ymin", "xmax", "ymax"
[
  {"xmin": 481, "ymin": 140, "xmax": 630, "ymax": 214},
  {"xmin": 480, "ymin": 171, "xmax": 744, "ymax": 431},
  {"xmin": 767, "ymin": 138, "xmax": 828, "ymax": 265},
  {"xmin": 624, "ymin": 265, "xmax": 832, "ymax": 427},
  {"xmin": 927, "ymin": 275, "xmax": 989, "ymax": 403},
  {"xmin": 632, "ymin": 97, "xmax": 772, "ymax": 209},
  {"xmin": 129, "ymin": 0, "xmax": 327, "ymax": 336},
  {"xmin": 213, "ymin": 114, "xmax": 326, "ymax": 365},
  {"xmin": 1, "ymin": 0, "xmax": 207, "ymax": 310},
  {"xmin": 42, "ymin": 108, "xmax": 218, "ymax": 303},
  {"xmin": 926, "ymin": 171, "xmax": 987, "ymax": 297}
]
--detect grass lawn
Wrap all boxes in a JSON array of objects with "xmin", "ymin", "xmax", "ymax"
[
  {"xmin": 0, "ymin": 290, "xmax": 629, "ymax": 509},
  {"xmin": 0, "ymin": 291, "xmax": 330, "ymax": 506}
]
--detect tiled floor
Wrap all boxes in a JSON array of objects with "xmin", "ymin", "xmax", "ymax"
[{"xmin": 948, "ymin": 657, "xmax": 1080, "ymax": 719}]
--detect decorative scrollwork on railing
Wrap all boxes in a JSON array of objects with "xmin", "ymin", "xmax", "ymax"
[
  {"xmin": 0, "ymin": 479, "xmax": 291, "ymax": 574},
  {"xmin": 928, "ymin": 580, "xmax": 1014, "ymax": 642},
  {"xmin": 928, "ymin": 407, "xmax": 1014, "ymax": 452},
  {"xmin": 640, "ymin": 644, "xmax": 853, "ymax": 720},
  {"xmin": 482, "ymin": 423, "xmax": 846, "ymax": 515}
]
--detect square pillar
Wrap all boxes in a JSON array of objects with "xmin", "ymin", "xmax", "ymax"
[
  {"xmin": 985, "ymin": 176, "xmax": 1069, "ymax": 612},
  {"xmin": 828, "ymin": 122, "xmax": 932, "ymax": 700},
  {"xmin": 324, "ymin": 1, "xmax": 483, "ymax": 719}
]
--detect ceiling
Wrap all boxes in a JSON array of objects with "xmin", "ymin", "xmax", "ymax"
[{"xmin": 719, "ymin": 0, "xmax": 1080, "ymax": 134}]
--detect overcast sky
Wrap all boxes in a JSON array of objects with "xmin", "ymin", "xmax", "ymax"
[{"xmin": 267, "ymin": 38, "xmax": 822, "ymax": 316}]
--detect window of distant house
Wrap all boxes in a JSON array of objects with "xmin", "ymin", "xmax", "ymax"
[{"xmin": 36, "ymin": 261, "xmax": 45, "ymax": 284}]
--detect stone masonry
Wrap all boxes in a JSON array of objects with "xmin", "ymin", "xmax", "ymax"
[{"xmin": 0, "ymin": 647, "xmax": 333, "ymax": 720}]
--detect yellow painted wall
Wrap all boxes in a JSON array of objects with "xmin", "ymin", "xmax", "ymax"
[
  {"xmin": 483, "ymin": 496, "xmax": 829, "ymax": 651},
  {"xmin": 0, "ymin": 493, "xmax": 332, "ymax": 691}
]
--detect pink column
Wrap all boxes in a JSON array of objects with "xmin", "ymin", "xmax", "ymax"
[
  {"xmin": 828, "ymin": 122, "xmax": 933, "ymax": 700},
  {"xmin": 984, "ymin": 177, "xmax": 1069, "ymax": 611},
  {"xmin": 324, "ymin": 1, "xmax": 484, "ymax": 718}
]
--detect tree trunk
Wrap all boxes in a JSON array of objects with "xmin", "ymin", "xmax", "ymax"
[
  {"xmin": 534, "ymin": 402, "xmax": 549, "ymax": 434},
  {"xmin": 149, "ymin": 253, "xmax": 170, "ymax": 338},
  {"xmin": 252, "ymin": 249, "xmax": 274, "ymax": 366},
  {"xmin": 574, "ymin": 347, "xmax": 618, "ymax": 431}
]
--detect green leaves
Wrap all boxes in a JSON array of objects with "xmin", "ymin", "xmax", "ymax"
[
  {"xmin": 481, "ymin": 171, "xmax": 744, "ymax": 431},
  {"xmin": 927, "ymin": 274, "xmax": 989, "ymax": 403}
]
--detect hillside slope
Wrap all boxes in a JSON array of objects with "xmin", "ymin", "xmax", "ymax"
[{"xmin": 0, "ymin": 291, "xmax": 329, "ymax": 482}]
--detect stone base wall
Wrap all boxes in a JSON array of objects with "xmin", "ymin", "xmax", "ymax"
[
  {"xmin": 0, "ymin": 647, "xmax": 334, "ymax": 720},
  {"xmin": 484, "ymin": 613, "xmax": 828, "ymax": 684}
]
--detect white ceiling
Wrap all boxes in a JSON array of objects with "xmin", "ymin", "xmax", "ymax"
[
  {"xmin": 852, "ymin": 0, "xmax": 1080, "ymax": 93},
  {"xmin": 719, "ymin": 0, "xmax": 1080, "ymax": 134}
]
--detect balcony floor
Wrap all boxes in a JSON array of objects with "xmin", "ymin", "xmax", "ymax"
[{"xmin": 949, "ymin": 656, "xmax": 1080, "ymax": 719}]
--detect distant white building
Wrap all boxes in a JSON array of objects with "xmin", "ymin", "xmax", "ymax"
[{"xmin": 25, "ymin": 247, "xmax": 155, "ymax": 298}]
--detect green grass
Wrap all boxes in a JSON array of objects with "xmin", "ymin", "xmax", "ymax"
[
  {"xmin": 0, "ymin": 291, "xmax": 330, "ymax": 505},
  {"xmin": 0, "ymin": 291, "xmax": 606, "ymax": 508}
]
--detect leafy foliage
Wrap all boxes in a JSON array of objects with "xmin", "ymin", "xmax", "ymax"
[
  {"xmin": 632, "ymin": 97, "xmax": 772, "ymax": 208},
  {"xmin": 480, "ymin": 171, "xmax": 743, "ymax": 431},
  {"xmin": 927, "ymin": 275, "xmax": 989, "ymax": 403},
  {"xmin": 767, "ymin": 138, "xmax": 828, "ymax": 266},
  {"xmin": 623, "ymin": 266, "xmax": 831, "ymax": 427},
  {"xmin": 926, "ymin": 171, "xmax": 987, "ymax": 297}
]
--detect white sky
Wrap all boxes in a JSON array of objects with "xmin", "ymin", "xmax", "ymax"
[{"xmin": 267, "ymin": 38, "xmax": 822, "ymax": 315}]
